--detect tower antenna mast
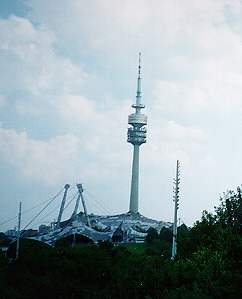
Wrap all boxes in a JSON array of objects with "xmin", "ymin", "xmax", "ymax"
[
  {"xmin": 172, "ymin": 160, "xmax": 180, "ymax": 260},
  {"xmin": 127, "ymin": 53, "xmax": 147, "ymax": 213}
]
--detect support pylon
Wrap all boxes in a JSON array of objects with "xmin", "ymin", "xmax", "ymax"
[{"xmin": 56, "ymin": 184, "xmax": 70, "ymax": 229}]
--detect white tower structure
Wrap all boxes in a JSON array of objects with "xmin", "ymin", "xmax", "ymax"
[
  {"xmin": 127, "ymin": 53, "xmax": 147, "ymax": 213},
  {"xmin": 172, "ymin": 160, "xmax": 180, "ymax": 260}
]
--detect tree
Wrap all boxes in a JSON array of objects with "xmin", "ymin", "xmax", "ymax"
[
  {"xmin": 216, "ymin": 187, "xmax": 242, "ymax": 232},
  {"xmin": 177, "ymin": 224, "xmax": 190, "ymax": 239},
  {"xmin": 0, "ymin": 232, "xmax": 11, "ymax": 247},
  {"xmin": 146, "ymin": 227, "xmax": 159, "ymax": 244},
  {"xmin": 159, "ymin": 226, "xmax": 173, "ymax": 244}
]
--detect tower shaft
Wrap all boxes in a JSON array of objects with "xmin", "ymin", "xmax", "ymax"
[{"xmin": 129, "ymin": 144, "xmax": 140, "ymax": 213}]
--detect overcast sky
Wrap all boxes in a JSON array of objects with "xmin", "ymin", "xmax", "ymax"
[{"xmin": 0, "ymin": 0, "xmax": 241, "ymax": 232}]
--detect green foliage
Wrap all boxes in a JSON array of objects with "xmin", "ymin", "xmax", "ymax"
[
  {"xmin": 216, "ymin": 187, "xmax": 242, "ymax": 232},
  {"xmin": 120, "ymin": 242, "xmax": 147, "ymax": 254},
  {"xmin": 54, "ymin": 236, "xmax": 70, "ymax": 247},
  {"xmin": 177, "ymin": 223, "xmax": 190, "ymax": 239},
  {"xmin": 0, "ymin": 233, "xmax": 11, "ymax": 247},
  {"xmin": 159, "ymin": 226, "xmax": 173, "ymax": 243},
  {"xmin": 54, "ymin": 234, "xmax": 94, "ymax": 248},
  {"xmin": 98, "ymin": 239, "xmax": 114, "ymax": 251},
  {"xmin": 146, "ymin": 227, "xmax": 159, "ymax": 244}
]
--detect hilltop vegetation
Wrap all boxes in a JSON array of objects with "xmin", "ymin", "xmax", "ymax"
[{"xmin": 0, "ymin": 187, "xmax": 241, "ymax": 298}]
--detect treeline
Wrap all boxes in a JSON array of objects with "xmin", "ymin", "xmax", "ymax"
[{"xmin": 0, "ymin": 187, "xmax": 241, "ymax": 298}]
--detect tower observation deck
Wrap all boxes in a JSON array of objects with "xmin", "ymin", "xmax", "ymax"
[{"xmin": 127, "ymin": 53, "xmax": 147, "ymax": 213}]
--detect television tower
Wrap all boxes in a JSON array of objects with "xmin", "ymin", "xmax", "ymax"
[{"xmin": 127, "ymin": 53, "xmax": 147, "ymax": 213}]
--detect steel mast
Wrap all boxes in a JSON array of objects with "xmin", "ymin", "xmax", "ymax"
[
  {"xmin": 56, "ymin": 184, "xmax": 70, "ymax": 229},
  {"xmin": 72, "ymin": 187, "xmax": 81, "ymax": 220},
  {"xmin": 76, "ymin": 184, "xmax": 91, "ymax": 228},
  {"xmin": 172, "ymin": 160, "xmax": 180, "ymax": 260},
  {"xmin": 127, "ymin": 53, "xmax": 147, "ymax": 213}
]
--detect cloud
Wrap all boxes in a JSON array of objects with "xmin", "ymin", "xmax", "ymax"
[
  {"xmin": 153, "ymin": 55, "xmax": 242, "ymax": 115},
  {"xmin": 0, "ymin": 14, "xmax": 89, "ymax": 115},
  {"xmin": 144, "ymin": 119, "xmax": 210, "ymax": 169},
  {"xmin": 0, "ymin": 123, "xmax": 80, "ymax": 185},
  {"xmin": 164, "ymin": 121, "xmax": 208, "ymax": 143},
  {"xmin": 26, "ymin": 0, "xmax": 185, "ymax": 50},
  {"xmin": 25, "ymin": 1, "xmax": 241, "ymax": 59},
  {"xmin": 23, "ymin": 0, "xmax": 242, "ymax": 118},
  {"xmin": 1, "ymin": 3, "xmax": 241, "ymax": 117},
  {"xmin": 0, "ymin": 95, "xmax": 6, "ymax": 107}
]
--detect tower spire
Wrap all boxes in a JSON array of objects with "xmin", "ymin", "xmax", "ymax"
[
  {"xmin": 135, "ymin": 52, "xmax": 142, "ymax": 111},
  {"xmin": 127, "ymin": 54, "xmax": 147, "ymax": 213},
  {"xmin": 132, "ymin": 52, "xmax": 145, "ymax": 114}
]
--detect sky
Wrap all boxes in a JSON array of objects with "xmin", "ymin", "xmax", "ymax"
[{"xmin": 0, "ymin": 0, "xmax": 241, "ymax": 232}]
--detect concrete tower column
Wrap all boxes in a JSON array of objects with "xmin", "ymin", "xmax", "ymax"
[{"xmin": 129, "ymin": 144, "xmax": 140, "ymax": 213}]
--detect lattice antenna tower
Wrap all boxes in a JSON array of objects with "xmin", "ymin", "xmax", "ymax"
[{"xmin": 172, "ymin": 160, "xmax": 180, "ymax": 260}]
